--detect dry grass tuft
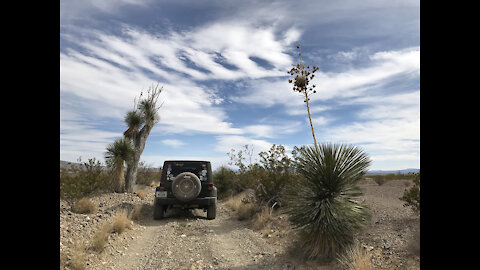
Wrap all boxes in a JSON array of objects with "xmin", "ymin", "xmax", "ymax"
[
  {"xmin": 72, "ymin": 197, "xmax": 97, "ymax": 214},
  {"xmin": 224, "ymin": 194, "xmax": 244, "ymax": 212},
  {"xmin": 70, "ymin": 241, "xmax": 87, "ymax": 270},
  {"xmin": 252, "ymin": 206, "xmax": 274, "ymax": 230},
  {"xmin": 224, "ymin": 191, "xmax": 260, "ymax": 220},
  {"xmin": 90, "ymin": 223, "xmax": 112, "ymax": 252},
  {"xmin": 111, "ymin": 209, "xmax": 132, "ymax": 234},
  {"xmin": 130, "ymin": 204, "xmax": 143, "ymax": 220},
  {"xmin": 337, "ymin": 240, "xmax": 372, "ymax": 270},
  {"xmin": 236, "ymin": 203, "xmax": 258, "ymax": 220},
  {"xmin": 136, "ymin": 190, "xmax": 146, "ymax": 200}
]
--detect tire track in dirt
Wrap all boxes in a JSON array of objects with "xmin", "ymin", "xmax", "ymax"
[{"xmin": 95, "ymin": 203, "xmax": 282, "ymax": 270}]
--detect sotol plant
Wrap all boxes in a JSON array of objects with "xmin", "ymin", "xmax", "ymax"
[{"xmin": 285, "ymin": 143, "xmax": 371, "ymax": 259}]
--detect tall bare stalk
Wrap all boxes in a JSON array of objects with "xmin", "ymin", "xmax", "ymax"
[{"xmin": 288, "ymin": 45, "xmax": 320, "ymax": 150}]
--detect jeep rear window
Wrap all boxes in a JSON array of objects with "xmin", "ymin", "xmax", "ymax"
[{"xmin": 167, "ymin": 162, "xmax": 204, "ymax": 176}]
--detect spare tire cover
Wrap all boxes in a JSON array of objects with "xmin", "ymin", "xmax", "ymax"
[{"xmin": 172, "ymin": 172, "xmax": 202, "ymax": 202}]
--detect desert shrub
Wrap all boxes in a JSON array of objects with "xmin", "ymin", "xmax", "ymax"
[
  {"xmin": 213, "ymin": 165, "xmax": 238, "ymax": 199},
  {"xmin": 226, "ymin": 145, "xmax": 262, "ymax": 192},
  {"xmin": 224, "ymin": 190, "xmax": 260, "ymax": 220},
  {"xmin": 60, "ymin": 158, "xmax": 112, "ymax": 204},
  {"xmin": 237, "ymin": 202, "xmax": 258, "ymax": 221},
  {"xmin": 72, "ymin": 197, "xmax": 97, "ymax": 214},
  {"xmin": 252, "ymin": 205, "xmax": 274, "ymax": 230},
  {"xmin": 224, "ymin": 192, "xmax": 245, "ymax": 212},
  {"xmin": 130, "ymin": 204, "xmax": 143, "ymax": 220},
  {"xmin": 284, "ymin": 143, "xmax": 371, "ymax": 260},
  {"xmin": 90, "ymin": 223, "xmax": 112, "ymax": 252},
  {"xmin": 136, "ymin": 161, "xmax": 161, "ymax": 186},
  {"xmin": 227, "ymin": 144, "xmax": 300, "ymax": 207},
  {"xmin": 255, "ymin": 144, "xmax": 299, "ymax": 207},
  {"xmin": 70, "ymin": 241, "xmax": 87, "ymax": 270},
  {"xmin": 111, "ymin": 210, "xmax": 132, "ymax": 234},
  {"xmin": 337, "ymin": 240, "xmax": 372, "ymax": 270},
  {"xmin": 400, "ymin": 171, "xmax": 420, "ymax": 213},
  {"xmin": 371, "ymin": 175, "xmax": 388, "ymax": 185}
]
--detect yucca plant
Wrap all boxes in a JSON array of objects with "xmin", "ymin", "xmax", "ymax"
[
  {"xmin": 123, "ymin": 83, "xmax": 163, "ymax": 193},
  {"xmin": 105, "ymin": 138, "xmax": 134, "ymax": 193},
  {"xmin": 284, "ymin": 143, "xmax": 371, "ymax": 260}
]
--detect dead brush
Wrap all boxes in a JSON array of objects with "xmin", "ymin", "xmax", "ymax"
[
  {"xmin": 136, "ymin": 190, "xmax": 146, "ymax": 200},
  {"xmin": 90, "ymin": 223, "xmax": 112, "ymax": 252},
  {"xmin": 130, "ymin": 204, "xmax": 143, "ymax": 221},
  {"xmin": 224, "ymin": 191, "xmax": 260, "ymax": 220},
  {"xmin": 111, "ymin": 209, "xmax": 132, "ymax": 234},
  {"xmin": 337, "ymin": 240, "xmax": 372, "ymax": 270},
  {"xmin": 236, "ymin": 202, "xmax": 258, "ymax": 221},
  {"xmin": 72, "ymin": 197, "xmax": 97, "ymax": 214},
  {"xmin": 252, "ymin": 205, "xmax": 274, "ymax": 230},
  {"xmin": 70, "ymin": 241, "xmax": 87, "ymax": 270},
  {"xmin": 224, "ymin": 195, "xmax": 242, "ymax": 211}
]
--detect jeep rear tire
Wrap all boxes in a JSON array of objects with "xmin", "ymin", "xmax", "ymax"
[
  {"xmin": 153, "ymin": 204, "xmax": 164, "ymax": 220},
  {"xmin": 172, "ymin": 172, "xmax": 202, "ymax": 202},
  {"xmin": 207, "ymin": 204, "xmax": 216, "ymax": 220}
]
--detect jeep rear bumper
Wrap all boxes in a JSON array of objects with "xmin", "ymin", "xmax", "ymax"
[{"xmin": 154, "ymin": 196, "xmax": 217, "ymax": 207}]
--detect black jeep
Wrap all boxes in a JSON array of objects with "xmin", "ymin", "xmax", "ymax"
[{"xmin": 154, "ymin": 160, "xmax": 217, "ymax": 220}]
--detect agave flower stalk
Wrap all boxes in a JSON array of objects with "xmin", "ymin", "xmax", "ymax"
[{"xmin": 288, "ymin": 45, "xmax": 320, "ymax": 150}]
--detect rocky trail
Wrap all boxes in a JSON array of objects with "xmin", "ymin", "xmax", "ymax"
[{"xmin": 60, "ymin": 179, "xmax": 420, "ymax": 270}]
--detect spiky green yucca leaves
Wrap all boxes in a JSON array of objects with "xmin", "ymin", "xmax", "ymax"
[
  {"xmin": 285, "ymin": 143, "xmax": 371, "ymax": 260},
  {"xmin": 105, "ymin": 138, "xmax": 134, "ymax": 192}
]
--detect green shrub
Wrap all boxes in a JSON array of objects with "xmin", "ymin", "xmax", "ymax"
[
  {"xmin": 136, "ymin": 161, "xmax": 161, "ymax": 186},
  {"xmin": 285, "ymin": 143, "xmax": 371, "ymax": 260},
  {"xmin": 213, "ymin": 165, "xmax": 238, "ymax": 199},
  {"xmin": 371, "ymin": 175, "xmax": 388, "ymax": 186},
  {"xmin": 60, "ymin": 158, "xmax": 112, "ymax": 204},
  {"xmin": 400, "ymin": 171, "xmax": 420, "ymax": 213},
  {"xmin": 225, "ymin": 144, "xmax": 300, "ymax": 206},
  {"xmin": 256, "ymin": 144, "xmax": 299, "ymax": 206}
]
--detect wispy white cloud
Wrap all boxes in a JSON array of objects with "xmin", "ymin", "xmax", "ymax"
[
  {"xmin": 231, "ymin": 47, "xmax": 419, "ymax": 107},
  {"xmin": 60, "ymin": 21, "xmax": 301, "ymax": 161},
  {"xmin": 161, "ymin": 139, "xmax": 185, "ymax": 148},
  {"xmin": 242, "ymin": 121, "xmax": 301, "ymax": 139},
  {"xmin": 214, "ymin": 135, "xmax": 273, "ymax": 155}
]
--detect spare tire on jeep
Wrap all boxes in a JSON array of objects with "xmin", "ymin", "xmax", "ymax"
[{"xmin": 172, "ymin": 172, "xmax": 202, "ymax": 202}]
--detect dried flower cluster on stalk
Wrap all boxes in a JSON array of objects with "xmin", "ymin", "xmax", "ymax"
[{"xmin": 288, "ymin": 45, "xmax": 319, "ymax": 102}]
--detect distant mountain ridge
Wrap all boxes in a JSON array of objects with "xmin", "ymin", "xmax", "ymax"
[
  {"xmin": 61, "ymin": 160, "xmax": 417, "ymax": 175},
  {"xmin": 366, "ymin": 168, "xmax": 419, "ymax": 175}
]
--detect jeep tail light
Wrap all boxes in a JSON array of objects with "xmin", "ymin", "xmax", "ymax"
[
  {"xmin": 208, "ymin": 183, "xmax": 214, "ymax": 191},
  {"xmin": 159, "ymin": 181, "xmax": 165, "ymax": 191}
]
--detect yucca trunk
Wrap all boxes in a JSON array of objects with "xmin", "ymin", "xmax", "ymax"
[
  {"xmin": 112, "ymin": 163, "xmax": 125, "ymax": 193},
  {"xmin": 124, "ymin": 123, "xmax": 153, "ymax": 193}
]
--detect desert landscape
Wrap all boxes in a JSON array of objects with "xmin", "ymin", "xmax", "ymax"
[{"xmin": 59, "ymin": 177, "xmax": 419, "ymax": 270}]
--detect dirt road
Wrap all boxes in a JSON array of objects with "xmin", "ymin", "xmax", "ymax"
[{"xmin": 91, "ymin": 199, "xmax": 301, "ymax": 270}]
